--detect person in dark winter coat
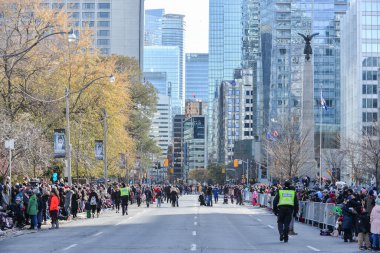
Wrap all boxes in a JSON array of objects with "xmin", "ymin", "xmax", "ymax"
[
  {"xmin": 71, "ymin": 189, "xmax": 79, "ymax": 218},
  {"xmin": 356, "ymin": 209, "xmax": 371, "ymax": 250},
  {"xmin": 342, "ymin": 196, "xmax": 360, "ymax": 242},
  {"xmin": 198, "ymin": 193, "xmax": 206, "ymax": 206},
  {"xmin": 88, "ymin": 188, "xmax": 99, "ymax": 218},
  {"xmin": 112, "ymin": 186, "xmax": 121, "ymax": 213}
]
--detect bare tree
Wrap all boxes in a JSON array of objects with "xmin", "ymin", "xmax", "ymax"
[
  {"xmin": 265, "ymin": 116, "xmax": 313, "ymax": 181},
  {"xmin": 322, "ymin": 148, "xmax": 345, "ymax": 183}
]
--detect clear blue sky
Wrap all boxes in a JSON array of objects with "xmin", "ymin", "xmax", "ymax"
[{"xmin": 145, "ymin": 0, "xmax": 209, "ymax": 53}]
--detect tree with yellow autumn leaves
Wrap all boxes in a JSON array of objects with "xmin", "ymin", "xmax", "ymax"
[{"xmin": 0, "ymin": 0, "xmax": 159, "ymax": 182}]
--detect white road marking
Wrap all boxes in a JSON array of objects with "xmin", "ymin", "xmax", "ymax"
[
  {"xmin": 194, "ymin": 221, "xmax": 197, "ymax": 226},
  {"xmin": 307, "ymin": 246, "xmax": 321, "ymax": 252},
  {"xmin": 194, "ymin": 216, "xmax": 197, "ymax": 219},
  {"xmin": 63, "ymin": 244, "xmax": 78, "ymax": 251},
  {"xmin": 93, "ymin": 232, "xmax": 103, "ymax": 237},
  {"xmin": 256, "ymin": 218, "xmax": 262, "ymax": 222},
  {"xmin": 115, "ymin": 222, "xmax": 123, "ymax": 226},
  {"xmin": 192, "ymin": 231, "xmax": 197, "ymax": 236},
  {"xmin": 267, "ymin": 225, "xmax": 274, "ymax": 229},
  {"xmin": 191, "ymin": 244, "xmax": 197, "ymax": 251}
]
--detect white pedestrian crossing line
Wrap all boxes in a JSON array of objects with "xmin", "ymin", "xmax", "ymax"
[
  {"xmin": 190, "ymin": 244, "xmax": 197, "ymax": 251},
  {"xmin": 194, "ymin": 221, "xmax": 197, "ymax": 226},
  {"xmin": 307, "ymin": 246, "xmax": 321, "ymax": 252},
  {"xmin": 63, "ymin": 244, "xmax": 78, "ymax": 251},
  {"xmin": 192, "ymin": 231, "xmax": 197, "ymax": 236}
]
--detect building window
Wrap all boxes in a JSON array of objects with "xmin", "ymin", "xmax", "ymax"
[
  {"xmin": 98, "ymin": 21, "xmax": 110, "ymax": 27},
  {"xmin": 363, "ymin": 84, "xmax": 378, "ymax": 94},
  {"xmin": 82, "ymin": 12, "xmax": 95, "ymax": 19},
  {"xmin": 362, "ymin": 71, "xmax": 378, "ymax": 81},
  {"xmin": 363, "ymin": 126, "xmax": 376, "ymax": 136},
  {"xmin": 97, "ymin": 30, "xmax": 110, "ymax": 36},
  {"xmin": 98, "ymin": 12, "xmax": 110, "ymax": 18},
  {"xmin": 52, "ymin": 3, "xmax": 65, "ymax": 9},
  {"xmin": 363, "ymin": 98, "xmax": 378, "ymax": 108},
  {"xmin": 98, "ymin": 3, "xmax": 111, "ymax": 9},
  {"xmin": 100, "ymin": 48, "xmax": 110, "ymax": 55},
  {"xmin": 83, "ymin": 3, "xmax": 95, "ymax": 9},
  {"xmin": 363, "ymin": 112, "xmax": 378, "ymax": 122},
  {"xmin": 68, "ymin": 3, "xmax": 80, "ymax": 9},
  {"xmin": 97, "ymin": 39, "xmax": 110, "ymax": 46},
  {"xmin": 82, "ymin": 21, "xmax": 95, "ymax": 27},
  {"xmin": 69, "ymin": 12, "xmax": 80, "ymax": 19},
  {"xmin": 245, "ymin": 107, "xmax": 249, "ymax": 112}
]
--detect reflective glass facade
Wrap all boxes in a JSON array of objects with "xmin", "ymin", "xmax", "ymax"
[
  {"xmin": 143, "ymin": 46, "xmax": 182, "ymax": 116},
  {"xmin": 208, "ymin": 0, "xmax": 243, "ymax": 156},
  {"xmin": 144, "ymin": 9, "xmax": 164, "ymax": 46},
  {"xmin": 185, "ymin": 54, "xmax": 209, "ymax": 102}
]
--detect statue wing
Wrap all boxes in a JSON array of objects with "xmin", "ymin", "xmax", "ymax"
[
  {"xmin": 298, "ymin": 33, "xmax": 307, "ymax": 40},
  {"xmin": 310, "ymin": 33, "xmax": 320, "ymax": 39}
]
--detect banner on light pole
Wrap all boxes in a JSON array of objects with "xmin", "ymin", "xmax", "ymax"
[
  {"xmin": 54, "ymin": 129, "xmax": 66, "ymax": 158},
  {"xmin": 95, "ymin": 140, "xmax": 103, "ymax": 160}
]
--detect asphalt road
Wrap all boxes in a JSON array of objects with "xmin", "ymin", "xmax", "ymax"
[{"xmin": 0, "ymin": 195, "xmax": 363, "ymax": 253}]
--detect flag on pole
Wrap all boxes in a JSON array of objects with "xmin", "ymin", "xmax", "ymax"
[{"xmin": 321, "ymin": 95, "xmax": 328, "ymax": 111}]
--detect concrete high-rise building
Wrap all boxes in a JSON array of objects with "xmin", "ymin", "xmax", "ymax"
[
  {"xmin": 184, "ymin": 116, "xmax": 208, "ymax": 172},
  {"xmin": 45, "ymin": 0, "xmax": 144, "ymax": 68},
  {"xmin": 172, "ymin": 115, "xmax": 185, "ymax": 180},
  {"xmin": 143, "ymin": 46, "xmax": 182, "ymax": 116},
  {"xmin": 185, "ymin": 54, "xmax": 209, "ymax": 102},
  {"xmin": 341, "ymin": 0, "xmax": 380, "ymax": 183},
  {"xmin": 185, "ymin": 100, "xmax": 208, "ymax": 118},
  {"xmin": 149, "ymin": 95, "xmax": 172, "ymax": 160}
]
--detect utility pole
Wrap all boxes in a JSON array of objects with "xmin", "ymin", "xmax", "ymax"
[
  {"xmin": 103, "ymin": 108, "xmax": 108, "ymax": 188},
  {"xmin": 65, "ymin": 88, "xmax": 72, "ymax": 186},
  {"xmin": 246, "ymin": 159, "xmax": 249, "ymax": 187}
]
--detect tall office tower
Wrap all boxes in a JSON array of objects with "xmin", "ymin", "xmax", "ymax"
[
  {"xmin": 185, "ymin": 54, "xmax": 209, "ymax": 102},
  {"xmin": 172, "ymin": 115, "xmax": 186, "ymax": 180},
  {"xmin": 208, "ymin": 0, "xmax": 262, "ymax": 162},
  {"xmin": 217, "ymin": 69, "xmax": 256, "ymax": 164},
  {"xmin": 144, "ymin": 9, "xmax": 165, "ymax": 46},
  {"xmin": 144, "ymin": 46, "xmax": 181, "ymax": 116},
  {"xmin": 185, "ymin": 100, "xmax": 208, "ymax": 118},
  {"xmin": 46, "ymin": 0, "xmax": 144, "ymax": 69},
  {"xmin": 341, "ymin": 0, "xmax": 380, "ymax": 182},
  {"xmin": 184, "ymin": 116, "xmax": 208, "ymax": 171},
  {"xmin": 162, "ymin": 14, "xmax": 186, "ymax": 111},
  {"xmin": 150, "ymin": 95, "xmax": 172, "ymax": 160},
  {"xmin": 263, "ymin": 0, "xmax": 348, "ymax": 156}
]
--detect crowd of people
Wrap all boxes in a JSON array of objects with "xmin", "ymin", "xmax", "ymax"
[{"xmin": 0, "ymin": 176, "xmax": 188, "ymax": 232}]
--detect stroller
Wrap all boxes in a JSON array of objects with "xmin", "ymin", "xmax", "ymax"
[
  {"xmin": 0, "ymin": 207, "xmax": 14, "ymax": 230},
  {"xmin": 223, "ymin": 195, "xmax": 228, "ymax": 204}
]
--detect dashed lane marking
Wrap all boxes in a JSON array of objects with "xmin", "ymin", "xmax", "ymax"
[
  {"xmin": 190, "ymin": 244, "xmax": 197, "ymax": 251},
  {"xmin": 267, "ymin": 225, "xmax": 274, "ymax": 229},
  {"xmin": 192, "ymin": 231, "xmax": 197, "ymax": 236},
  {"xmin": 62, "ymin": 244, "xmax": 78, "ymax": 251},
  {"xmin": 93, "ymin": 232, "xmax": 103, "ymax": 237},
  {"xmin": 194, "ymin": 221, "xmax": 197, "ymax": 226},
  {"xmin": 256, "ymin": 218, "xmax": 262, "ymax": 222},
  {"xmin": 307, "ymin": 246, "xmax": 321, "ymax": 252}
]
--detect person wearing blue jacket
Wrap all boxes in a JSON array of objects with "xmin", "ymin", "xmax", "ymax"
[{"xmin": 212, "ymin": 186, "xmax": 219, "ymax": 204}]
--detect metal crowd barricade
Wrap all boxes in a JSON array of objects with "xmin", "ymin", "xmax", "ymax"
[{"xmin": 254, "ymin": 194, "xmax": 339, "ymax": 229}]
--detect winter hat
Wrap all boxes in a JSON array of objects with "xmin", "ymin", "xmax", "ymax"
[
  {"xmin": 369, "ymin": 190, "xmax": 374, "ymax": 196},
  {"xmin": 329, "ymin": 193, "xmax": 336, "ymax": 198},
  {"xmin": 376, "ymin": 198, "xmax": 380, "ymax": 205},
  {"xmin": 362, "ymin": 188, "xmax": 367, "ymax": 194}
]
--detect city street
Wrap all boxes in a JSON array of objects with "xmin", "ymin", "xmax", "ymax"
[{"xmin": 0, "ymin": 195, "xmax": 361, "ymax": 253}]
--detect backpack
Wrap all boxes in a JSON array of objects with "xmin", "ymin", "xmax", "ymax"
[{"xmin": 90, "ymin": 196, "xmax": 97, "ymax": 205}]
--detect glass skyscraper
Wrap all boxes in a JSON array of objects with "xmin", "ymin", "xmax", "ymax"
[
  {"xmin": 263, "ymin": 0, "xmax": 348, "ymax": 150},
  {"xmin": 208, "ymin": 0, "xmax": 244, "ymax": 160},
  {"xmin": 144, "ymin": 9, "xmax": 165, "ymax": 46},
  {"xmin": 143, "ymin": 46, "xmax": 181, "ymax": 116},
  {"xmin": 185, "ymin": 53, "xmax": 209, "ymax": 102}
]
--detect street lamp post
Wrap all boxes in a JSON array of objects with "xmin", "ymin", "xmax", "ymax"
[
  {"xmin": 66, "ymin": 75, "xmax": 115, "ymax": 186},
  {"xmin": 103, "ymin": 108, "xmax": 108, "ymax": 189}
]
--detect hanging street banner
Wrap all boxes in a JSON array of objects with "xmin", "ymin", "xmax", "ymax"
[
  {"xmin": 54, "ymin": 129, "xmax": 66, "ymax": 158},
  {"xmin": 95, "ymin": 140, "xmax": 104, "ymax": 160}
]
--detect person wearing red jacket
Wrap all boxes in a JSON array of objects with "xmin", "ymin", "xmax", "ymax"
[{"xmin": 49, "ymin": 188, "xmax": 60, "ymax": 229}]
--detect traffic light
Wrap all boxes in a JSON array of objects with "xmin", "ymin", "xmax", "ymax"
[
  {"xmin": 233, "ymin": 159, "xmax": 239, "ymax": 168},
  {"xmin": 222, "ymin": 168, "xmax": 226, "ymax": 174},
  {"xmin": 169, "ymin": 168, "xmax": 174, "ymax": 174},
  {"xmin": 164, "ymin": 159, "xmax": 169, "ymax": 167},
  {"xmin": 158, "ymin": 162, "xmax": 161, "ymax": 170}
]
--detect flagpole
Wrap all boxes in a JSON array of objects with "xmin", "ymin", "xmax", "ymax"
[{"xmin": 319, "ymin": 85, "xmax": 323, "ymax": 187}]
